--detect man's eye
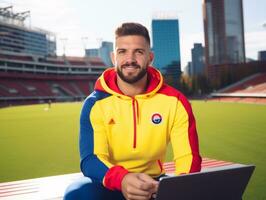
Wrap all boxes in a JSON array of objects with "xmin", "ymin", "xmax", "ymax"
[
  {"xmin": 117, "ymin": 50, "xmax": 125, "ymax": 54},
  {"xmin": 136, "ymin": 50, "xmax": 144, "ymax": 54}
]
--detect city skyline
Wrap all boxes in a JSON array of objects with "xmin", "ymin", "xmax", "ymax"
[{"xmin": 0, "ymin": 0, "xmax": 265, "ymax": 70}]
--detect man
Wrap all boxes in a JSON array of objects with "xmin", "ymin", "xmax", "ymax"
[{"xmin": 64, "ymin": 22, "xmax": 201, "ymax": 200}]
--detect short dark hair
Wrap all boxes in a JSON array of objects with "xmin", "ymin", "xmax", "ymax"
[{"xmin": 115, "ymin": 22, "xmax": 150, "ymax": 46}]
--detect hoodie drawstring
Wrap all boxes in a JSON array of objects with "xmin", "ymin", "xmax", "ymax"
[{"xmin": 132, "ymin": 98, "xmax": 139, "ymax": 148}]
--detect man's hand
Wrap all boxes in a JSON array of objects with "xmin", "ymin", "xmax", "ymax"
[{"xmin": 121, "ymin": 173, "xmax": 159, "ymax": 200}]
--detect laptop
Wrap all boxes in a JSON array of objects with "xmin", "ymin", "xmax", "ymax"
[{"xmin": 155, "ymin": 164, "xmax": 255, "ymax": 200}]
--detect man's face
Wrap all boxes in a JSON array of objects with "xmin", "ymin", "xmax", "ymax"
[{"xmin": 111, "ymin": 35, "xmax": 154, "ymax": 84}]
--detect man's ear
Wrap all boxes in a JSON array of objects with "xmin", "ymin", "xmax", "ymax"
[
  {"xmin": 110, "ymin": 52, "xmax": 115, "ymax": 66},
  {"xmin": 149, "ymin": 51, "xmax": 154, "ymax": 65}
]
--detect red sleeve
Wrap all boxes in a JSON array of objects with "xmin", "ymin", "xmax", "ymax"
[{"xmin": 104, "ymin": 165, "xmax": 129, "ymax": 190}]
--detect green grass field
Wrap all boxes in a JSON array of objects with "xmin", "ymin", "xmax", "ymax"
[{"xmin": 0, "ymin": 101, "xmax": 265, "ymax": 199}]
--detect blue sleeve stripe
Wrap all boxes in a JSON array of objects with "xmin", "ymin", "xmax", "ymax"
[
  {"xmin": 79, "ymin": 90, "xmax": 111, "ymax": 181},
  {"xmin": 80, "ymin": 155, "xmax": 109, "ymax": 182}
]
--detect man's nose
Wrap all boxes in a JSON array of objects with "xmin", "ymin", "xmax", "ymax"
[{"xmin": 125, "ymin": 52, "xmax": 136, "ymax": 63}]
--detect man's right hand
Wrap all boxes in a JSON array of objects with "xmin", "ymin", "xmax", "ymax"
[{"xmin": 121, "ymin": 173, "xmax": 159, "ymax": 200}]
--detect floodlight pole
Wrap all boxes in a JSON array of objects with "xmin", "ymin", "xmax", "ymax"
[
  {"xmin": 60, "ymin": 38, "xmax": 68, "ymax": 56},
  {"xmin": 81, "ymin": 37, "xmax": 88, "ymax": 56}
]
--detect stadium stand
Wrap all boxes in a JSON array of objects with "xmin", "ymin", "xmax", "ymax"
[
  {"xmin": 220, "ymin": 73, "xmax": 266, "ymax": 94},
  {"xmin": 210, "ymin": 73, "xmax": 266, "ymax": 104},
  {"xmin": 0, "ymin": 51, "xmax": 107, "ymax": 107}
]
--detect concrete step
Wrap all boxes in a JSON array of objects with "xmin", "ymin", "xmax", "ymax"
[{"xmin": 0, "ymin": 158, "xmax": 235, "ymax": 200}]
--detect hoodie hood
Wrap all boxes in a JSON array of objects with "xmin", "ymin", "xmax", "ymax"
[{"xmin": 94, "ymin": 66, "xmax": 163, "ymax": 98}]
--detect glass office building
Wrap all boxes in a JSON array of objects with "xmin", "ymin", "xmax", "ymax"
[
  {"xmin": 191, "ymin": 43, "xmax": 205, "ymax": 76},
  {"xmin": 99, "ymin": 41, "xmax": 113, "ymax": 67},
  {"xmin": 203, "ymin": 0, "xmax": 245, "ymax": 66},
  {"xmin": 152, "ymin": 19, "xmax": 181, "ymax": 74},
  {"xmin": 85, "ymin": 41, "xmax": 113, "ymax": 67},
  {"xmin": 258, "ymin": 51, "xmax": 266, "ymax": 61},
  {"xmin": 85, "ymin": 48, "xmax": 99, "ymax": 57}
]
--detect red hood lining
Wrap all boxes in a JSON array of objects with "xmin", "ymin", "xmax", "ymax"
[{"xmin": 96, "ymin": 67, "xmax": 161, "ymax": 95}]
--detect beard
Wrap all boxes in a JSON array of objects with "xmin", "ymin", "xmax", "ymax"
[{"xmin": 117, "ymin": 62, "xmax": 148, "ymax": 84}]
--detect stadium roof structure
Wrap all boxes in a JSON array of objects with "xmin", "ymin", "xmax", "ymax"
[
  {"xmin": 0, "ymin": 6, "xmax": 30, "ymax": 28},
  {"xmin": 0, "ymin": 6, "xmax": 55, "ymax": 36},
  {"xmin": 0, "ymin": 6, "xmax": 30, "ymax": 21}
]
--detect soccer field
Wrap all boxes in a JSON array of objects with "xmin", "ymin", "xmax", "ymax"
[
  {"xmin": 194, "ymin": 101, "xmax": 266, "ymax": 200},
  {"xmin": 0, "ymin": 101, "xmax": 265, "ymax": 199}
]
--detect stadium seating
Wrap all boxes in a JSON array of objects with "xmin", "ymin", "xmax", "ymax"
[
  {"xmin": 221, "ymin": 73, "xmax": 266, "ymax": 94},
  {"xmin": 0, "ymin": 53, "xmax": 34, "ymax": 62},
  {"xmin": 39, "ymin": 58, "xmax": 66, "ymax": 66},
  {"xmin": 0, "ymin": 52, "xmax": 107, "ymax": 107},
  {"xmin": 211, "ymin": 73, "xmax": 266, "ymax": 104},
  {"xmin": 0, "ymin": 73, "xmax": 97, "ymax": 107}
]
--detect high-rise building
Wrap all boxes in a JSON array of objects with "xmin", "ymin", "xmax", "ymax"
[
  {"xmin": 152, "ymin": 18, "xmax": 181, "ymax": 75},
  {"xmin": 258, "ymin": 50, "xmax": 266, "ymax": 61},
  {"xmin": 99, "ymin": 41, "xmax": 113, "ymax": 67},
  {"xmin": 0, "ymin": 6, "xmax": 56, "ymax": 56},
  {"xmin": 184, "ymin": 61, "xmax": 192, "ymax": 76},
  {"xmin": 191, "ymin": 43, "xmax": 205, "ymax": 76},
  {"xmin": 85, "ymin": 41, "xmax": 113, "ymax": 66},
  {"xmin": 85, "ymin": 49, "xmax": 99, "ymax": 57},
  {"xmin": 203, "ymin": 0, "xmax": 245, "ymax": 67}
]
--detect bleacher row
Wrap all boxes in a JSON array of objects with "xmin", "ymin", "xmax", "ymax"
[
  {"xmin": 0, "ymin": 52, "xmax": 106, "ymax": 67},
  {"xmin": 210, "ymin": 97, "xmax": 266, "ymax": 104},
  {"xmin": 0, "ymin": 72, "xmax": 97, "ymax": 107},
  {"xmin": 211, "ymin": 73, "xmax": 266, "ymax": 104},
  {"xmin": 0, "ymin": 79, "xmax": 88, "ymax": 97},
  {"xmin": 224, "ymin": 73, "xmax": 266, "ymax": 94}
]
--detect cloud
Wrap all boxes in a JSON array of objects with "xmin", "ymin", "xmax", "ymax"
[{"xmin": 245, "ymin": 30, "xmax": 266, "ymax": 59}]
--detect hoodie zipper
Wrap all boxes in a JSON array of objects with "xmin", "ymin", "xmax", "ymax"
[{"xmin": 132, "ymin": 98, "xmax": 139, "ymax": 148}]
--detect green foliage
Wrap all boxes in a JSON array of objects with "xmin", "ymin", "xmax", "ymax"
[{"xmin": 0, "ymin": 101, "xmax": 265, "ymax": 199}]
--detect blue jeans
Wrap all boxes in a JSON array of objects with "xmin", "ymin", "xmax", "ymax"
[{"xmin": 63, "ymin": 177, "xmax": 125, "ymax": 200}]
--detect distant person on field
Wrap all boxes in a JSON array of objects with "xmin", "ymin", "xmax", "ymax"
[
  {"xmin": 64, "ymin": 22, "xmax": 201, "ymax": 200},
  {"xmin": 48, "ymin": 100, "xmax": 52, "ymax": 108}
]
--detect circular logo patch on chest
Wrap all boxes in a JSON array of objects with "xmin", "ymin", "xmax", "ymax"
[{"xmin": 151, "ymin": 113, "xmax": 162, "ymax": 124}]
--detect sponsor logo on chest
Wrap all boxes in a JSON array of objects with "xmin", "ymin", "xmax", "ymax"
[{"xmin": 151, "ymin": 113, "xmax": 162, "ymax": 124}]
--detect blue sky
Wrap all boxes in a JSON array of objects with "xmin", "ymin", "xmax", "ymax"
[{"xmin": 1, "ymin": 0, "xmax": 266, "ymax": 69}]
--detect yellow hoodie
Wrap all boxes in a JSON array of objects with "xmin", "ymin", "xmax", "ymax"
[{"xmin": 79, "ymin": 66, "xmax": 201, "ymax": 190}]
